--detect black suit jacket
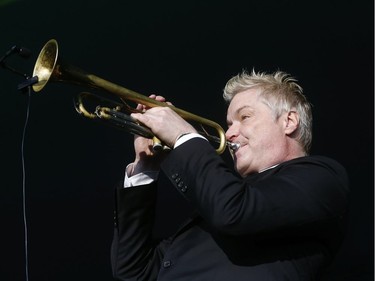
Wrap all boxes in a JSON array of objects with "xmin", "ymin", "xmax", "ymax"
[{"xmin": 111, "ymin": 138, "xmax": 349, "ymax": 281}]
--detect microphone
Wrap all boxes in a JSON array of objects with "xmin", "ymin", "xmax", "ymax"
[
  {"xmin": 15, "ymin": 46, "xmax": 32, "ymax": 59},
  {"xmin": 0, "ymin": 45, "xmax": 32, "ymax": 65},
  {"xmin": 0, "ymin": 44, "xmax": 38, "ymax": 92}
]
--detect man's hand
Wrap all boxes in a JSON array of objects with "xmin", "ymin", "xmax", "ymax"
[
  {"xmin": 131, "ymin": 104, "xmax": 197, "ymax": 149},
  {"xmin": 129, "ymin": 95, "xmax": 170, "ymax": 176}
]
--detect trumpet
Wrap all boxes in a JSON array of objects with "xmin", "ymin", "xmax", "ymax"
[{"xmin": 32, "ymin": 39, "xmax": 239, "ymax": 154}]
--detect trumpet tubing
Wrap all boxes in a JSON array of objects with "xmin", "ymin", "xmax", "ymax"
[{"xmin": 32, "ymin": 39, "xmax": 231, "ymax": 154}]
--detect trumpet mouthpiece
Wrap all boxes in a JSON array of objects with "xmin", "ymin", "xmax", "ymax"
[{"xmin": 228, "ymin": 142, "xmax": 240, "ymax": 151}]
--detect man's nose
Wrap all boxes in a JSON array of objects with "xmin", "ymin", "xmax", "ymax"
[{"xmin": 225, "ymin": 124, "xmax": 238, "ymax": 141}]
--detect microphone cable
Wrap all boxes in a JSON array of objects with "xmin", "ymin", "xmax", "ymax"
[{"xmin": 21, "ymin": 86, "xmax": 31, "ymax": 281}]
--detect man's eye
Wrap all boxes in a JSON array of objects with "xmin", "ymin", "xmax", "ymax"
[{"xmin": 240, "ymin": 115, "xmax": 250, "ymax": 121}]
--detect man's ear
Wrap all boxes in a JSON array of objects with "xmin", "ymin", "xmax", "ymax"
[{"xmin": 284, "ymin": 110, "xmax": 299, "ymax": 136}]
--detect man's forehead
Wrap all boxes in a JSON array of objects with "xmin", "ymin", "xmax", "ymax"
[{"xmin": 229, "ymin": 89, "xmax": 260, "ymax": 109}]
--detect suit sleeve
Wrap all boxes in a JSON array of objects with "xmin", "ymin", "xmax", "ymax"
[
  {"xmin": 161, "ymin": 138, "xmax": 349, "ymax": 236},
  {"xmin": 111, "ymin": 183, "xmax": 169, "ymax": 281}
]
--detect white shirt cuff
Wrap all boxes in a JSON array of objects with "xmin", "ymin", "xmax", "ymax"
[
  {"xmin": 123, "ymin": 164, "xmax": 159, "ymax": 188},
  {"xmin": 174, "ymin": 133, "xmax": 207, "ymax": 148}
]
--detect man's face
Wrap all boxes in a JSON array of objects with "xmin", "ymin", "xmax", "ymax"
[{"xmin": 225, "ymin": 88, "xmax": 290, "ymax": 177}]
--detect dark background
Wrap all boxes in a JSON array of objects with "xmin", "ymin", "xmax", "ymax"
[{"xmin": 0, "ymin": 0, "xmax": 373, "ymax": 280}]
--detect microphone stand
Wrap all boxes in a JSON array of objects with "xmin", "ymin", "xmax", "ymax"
[{"xmin": 1, "ymin": 62, "xmax": 38, "ymax": 93}]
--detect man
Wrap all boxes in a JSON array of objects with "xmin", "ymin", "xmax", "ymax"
[{"xmin": 111, "ymin": 70, "xmax": 349, "ymax": 280}]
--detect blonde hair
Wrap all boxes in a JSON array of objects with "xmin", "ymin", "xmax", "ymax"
[{"xmin": 223, "ymin": 70, "xmax": 313, "ymax": 153}]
